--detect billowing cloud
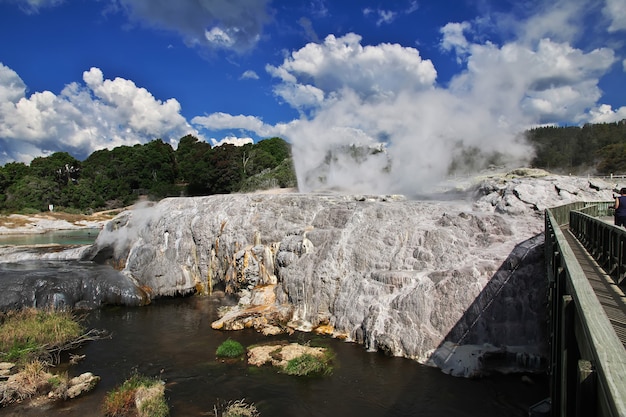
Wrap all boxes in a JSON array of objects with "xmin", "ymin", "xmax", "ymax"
[
  {"xmin": 0, "ymin": 64, "xmax": 198, "ymax": 164},
  {"xmin": 240, "ymin": 2, "xmax": 619, "ymax": 194},
  {"xmin": 266, "ymin": 33, "xmax": 437, "ymax": 113},
  {"xmin": 588, "ymin": 104, "xmax": 626, "ymax": 123},
  {"xmin": 111, "ymin": 0, "xmax": 272, "ymax": 53},
  {"xmin": 448, "ymin": 35, "xmax": 615, "ymax": 124}
]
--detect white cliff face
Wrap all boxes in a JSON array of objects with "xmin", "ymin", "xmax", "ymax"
[{"xmin": 85, "ymin": 169, "xmax": 617, "ymax": 376}]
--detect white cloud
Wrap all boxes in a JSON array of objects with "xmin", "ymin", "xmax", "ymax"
[
  {"xmin": 0, "ymin": 64, "xmax": 198, "ymax": 164},
  {"xmin": 210, "ymin": 136, "xmax": 254, "ymax": 147},
  {"xmin": 266, "ymin": 33, "xmax": 437, "ymax": 112},
  {"xmin": 113, "ymin": 0, "xmax": 272, "ymax": 53},
  {"xmin": 0, "ymin": 63, "xmax": 26, "ymax": 103},
  {"xmin": 192, "ymin": 112, "xmax": 276, "ymax": 137},
  {"xmin": 204, "ymin": 27, "xmax": 236, "ymax": 49},
  {"xmin": 449, "ymin": 37, "xmax": 615, "ymax": 124},
  {"xmin": 364, "ymin": 4, "xmax": 416, "ymax": 25},
  {"xmin": 588, "ymin": 104, "xmax": 626, "ymax": 123},
  {"xmin": 375, "ymin": 10, "xmax": 397, "ymax": 26},
  {"xmin": 440, "ymin": 22, "xmax": 471, "ymax": 57},
  {"xmin": 240, "ymin": 70, "xmax": 260, "ymax": 80},
  {"xmin": 517, "ymin": 0, "xmax": 587, "ymax": 45},
  {"xmin": 603, "ymin": 0, "xmax": 626, "ymax": 32}
]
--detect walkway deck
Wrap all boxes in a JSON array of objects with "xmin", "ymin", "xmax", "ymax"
[{"xmin": 563, "ymin": 226, "xmax": 626, "ymax": 349}]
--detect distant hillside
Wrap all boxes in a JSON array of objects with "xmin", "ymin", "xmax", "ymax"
[
  {"xmin": 0, "ymin": 136, "xmax": 296, "ymax": 214},
  {"xmin": 526, "ymin": 119, "xmax": 626, "ymax": 175}
]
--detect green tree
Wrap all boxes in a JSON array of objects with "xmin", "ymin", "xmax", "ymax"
[
  {"xmin": 134, "ymin": 139, "xmax": 179, "ymax": 196},
  {"xmin": 0, "ymin": 162, "xmax": 30, "ymax": 193},
  {"xmin": 30, "ymin": 152, "xmax": 81, "ymax": 186},
  {"xmin": 175, "ymin": 134, "xmax": 211, "ymax": 184},
  {"xmin": 3, "ymin": 175, "xmax": 57, "ymax": 211}
]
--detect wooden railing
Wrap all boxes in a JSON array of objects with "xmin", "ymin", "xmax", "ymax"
[
  {"xmin": 545, "ymin": 202, "xmax": 626, "ymax": 417},
  {"xmin": 569, "ymin": 207, "xmax": 626, "ymax": 286}
]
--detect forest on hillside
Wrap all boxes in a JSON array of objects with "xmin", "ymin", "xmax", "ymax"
[
  {"xmin": 527, "ymin": 119, "xmax": 626, "ymax": 174},
  {"xmin": 0, "ymin": 136, "xmax": 296, "ymax": 213},
  {"xmin": 1, "ymin": 119, "xmax": 625, "ymax": 214}
]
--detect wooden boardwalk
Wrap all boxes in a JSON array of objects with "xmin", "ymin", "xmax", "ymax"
[{"xmin": 563, "ymin": 227, "xmax": 626, "ymax": 348}]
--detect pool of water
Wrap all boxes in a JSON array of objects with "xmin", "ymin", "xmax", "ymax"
[
  {"xmin": 15, "ymin": 295, "xmax": 549, "ymax": 417},
  {"xmin": 0, "ymin": 228, "xmax": 100, "ymax": 246}
]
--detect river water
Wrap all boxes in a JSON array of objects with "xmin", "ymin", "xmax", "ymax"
[
  {"xmin": 1, "ymin": 235, "xmax": 549, "ymax": 417},
  {"xmin": 0, "ymin": 228, "xmax": 101, "ymax": 246}
]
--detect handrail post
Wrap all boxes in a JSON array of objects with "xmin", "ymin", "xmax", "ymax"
[
  {"xmin": 576, "ymin": 360, "xmax": 596, "ymax": 417},
  {"xmin": 560, "ymin": 295, "xmax": 575, "ymax": 417}
]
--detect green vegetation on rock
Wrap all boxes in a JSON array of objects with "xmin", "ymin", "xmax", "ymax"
[
  {"xmin": 216, "ymin": 339, "xmax": 246, "ymax": 358},
  {"xmin": 283, "ymin": 353, "xmax": 333, "ymax": 377},
  {"xmin": 102, "ymin": 373, "xmax": 168, "ymax": 417}
]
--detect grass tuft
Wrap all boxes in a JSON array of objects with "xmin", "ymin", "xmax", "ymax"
[
  {"xmin": 283, "ymin": 353, "xmax": 333, "ymax": 377},
  {"xmin": 214, "ymin": 399, "xmax": 260, "ymax": 417},
  {"xmin": 216, "ymin": 339, "xmax": 245, "ymax": 358},
  {"xmin": 0, "ymin": 308, "xmax": 84, "ymax": 364}
]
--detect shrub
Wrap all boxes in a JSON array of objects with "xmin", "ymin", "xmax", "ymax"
[
  {"xmin": 216, "ymin": 339, "xmax": 245, "ymax": 358},
  {"xmin": 102, "ymin": 373, "xmax": 168, "ymax": 417},
  {"xmin": 283, "ymin": 353, "xmax": 333, "ymax": 377}
]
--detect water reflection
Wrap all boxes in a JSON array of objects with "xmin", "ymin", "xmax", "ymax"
[
  {"xmin": 21, "ymin": 295, "xmax": 549, "ymax": 417},
  {"xmin": 0, "ymin": 228, "xmax": 100, "ymax": 246}
]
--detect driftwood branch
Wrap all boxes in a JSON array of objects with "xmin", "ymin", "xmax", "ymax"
[{"xmin": 42, "ymin": 329, "xmax": 111, "ymax": 365}]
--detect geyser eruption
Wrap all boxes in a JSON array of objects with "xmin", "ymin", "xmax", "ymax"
[{"xmin": 286, "ymin": 87, "xmax": 534, "ymax": 195}]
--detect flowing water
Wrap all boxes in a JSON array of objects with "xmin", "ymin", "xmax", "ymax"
[{"xmin": 1, "ymin": 236, "xmax": 549, "ymax": 417}]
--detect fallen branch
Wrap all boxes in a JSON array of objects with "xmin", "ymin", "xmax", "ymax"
[{"xmin": 41, "ymin": 329, "xmax": 111, "ymax": 365}]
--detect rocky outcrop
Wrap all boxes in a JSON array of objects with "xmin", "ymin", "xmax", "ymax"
[
  {"xmin": 0, "ymin": 260, "xmax": 149, "ymax": 312},
  {"xmin": 79, "ymin": 170, "xmax": 617, "ymax": 376},
  {"xmin": 0, "ymin": 364, "xmax": 99, "ymax": 406}
]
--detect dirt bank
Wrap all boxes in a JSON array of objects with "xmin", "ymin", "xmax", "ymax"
[{"xmin": 0, "ymin": 210, "xmax": 120, "ymax": 235}]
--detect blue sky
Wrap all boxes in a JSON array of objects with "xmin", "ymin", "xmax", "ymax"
[{"xmin": 1, "ymin": 0, "xmax": 625, "ymax": 193}]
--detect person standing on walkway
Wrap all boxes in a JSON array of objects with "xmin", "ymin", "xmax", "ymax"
[{"xmin": 614, "ymin": 188, "xmax": 626, "ymax": 227}]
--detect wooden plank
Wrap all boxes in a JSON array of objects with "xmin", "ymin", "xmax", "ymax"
[{"xmin": 563, "ymin": 230, "xmax": 626, "ymax": 349}]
